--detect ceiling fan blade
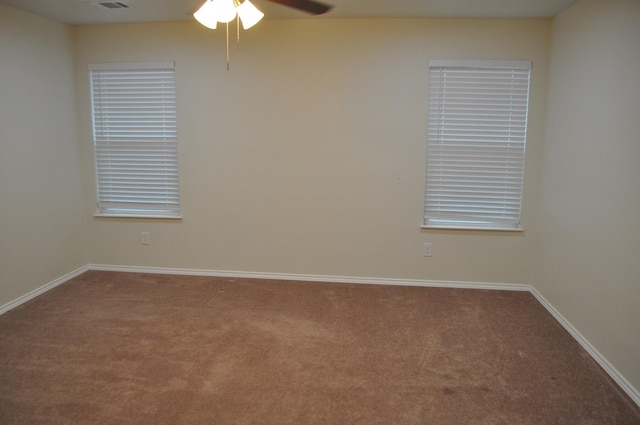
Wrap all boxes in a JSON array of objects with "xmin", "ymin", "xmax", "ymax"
[{"xmin": 266, "ymin": 0, "xmax": 333, "ymax": 15}]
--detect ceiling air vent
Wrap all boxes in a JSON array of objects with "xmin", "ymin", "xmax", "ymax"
[{"xmin": 99, "ymin": 2, "xmax": 129, "ymax": 8}]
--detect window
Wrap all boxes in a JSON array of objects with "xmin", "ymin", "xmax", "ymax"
[
  {"xmin": 89, "ymin": 62, "xmax": 180, "ymax": 218},
  {"xmin": 423, "ymin": 60, "xmax": 531, "ymax": 231}
]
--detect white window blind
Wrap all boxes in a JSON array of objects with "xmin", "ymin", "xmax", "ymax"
[
  {"xmin": 89, "ymin": 62, "xmax": 180, "ymax": 218},
  {"xmin": 424, "ymin": 60, "xmax": 531, "ymax": 230}
]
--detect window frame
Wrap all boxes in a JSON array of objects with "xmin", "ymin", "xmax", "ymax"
[
  {"xmin": 422, "ymin": 59, "xmax": 532, "ymax": 231},
  {"xmin": 89, "ymin": 61, "xmax": 181, "ymax": 219}
]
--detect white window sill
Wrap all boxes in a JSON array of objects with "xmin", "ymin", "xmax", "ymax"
[
  {"xmin": 421, "ymin": 225, "xmax": 524, "ymax": 232},
  {"xmin": 94, "ymin": 213, "xmax": 183, "ymax": 220}
]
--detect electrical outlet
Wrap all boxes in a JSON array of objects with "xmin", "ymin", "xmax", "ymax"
[
  {"xmin": 141, "ymin": 232, "xmax": 150, "ymax": 245},
  {"xmin": 423, "ymin": 243, "xmax": 433, "ymax": 257}
]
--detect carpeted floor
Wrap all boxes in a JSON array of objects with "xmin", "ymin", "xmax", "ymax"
[{"xmin": 0, "ymin": 271, "xmax": 638, "ymax": 424}]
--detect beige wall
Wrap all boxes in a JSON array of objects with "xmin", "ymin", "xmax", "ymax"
[
  {"xmin": 0, "ymin": 5, "xmax": 87, "ymax": 306},
  {"xmin": 537, "ymin": 0, "xmax": 640, "ymax": 391},
  {"xmin": 74, "ymin": 18, "xmax": 550, "ymax": 284}
]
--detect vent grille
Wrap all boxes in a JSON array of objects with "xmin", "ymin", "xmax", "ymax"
[{"xmin": 99, "ymin": 2, "xmax": 129, "ymax": 8}]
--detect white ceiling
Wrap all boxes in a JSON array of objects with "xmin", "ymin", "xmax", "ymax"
[{"xmin": 0, "ymin": 0, "xmax": 579, "ymax": 25}]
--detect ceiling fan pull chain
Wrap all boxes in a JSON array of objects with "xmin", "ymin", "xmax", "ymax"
[
  {"xmin": 226, "ymin": 22, "xmax": 230, "ymax": 71},
  {"xmin": 237, "ymin": 15, "xmax": 241, "ymax": 50}
]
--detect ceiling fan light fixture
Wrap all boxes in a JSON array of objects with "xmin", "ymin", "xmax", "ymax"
[
  {"xmin": 193, "ymin": 0, "xmax": 218, "ymax": 29},
  {"xmin": 237, "ymin": 0, "xmax": 264, "ymax": 30}
]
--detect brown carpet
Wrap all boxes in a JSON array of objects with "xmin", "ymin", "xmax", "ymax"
[{"xmin": 0, "ymin": 271, "xmax": 638, "ymax": 424}]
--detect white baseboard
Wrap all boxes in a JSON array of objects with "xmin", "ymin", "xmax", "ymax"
[
  {"xmin": 2, "ymin": 263, "xmax": 638, "ymax": 407},
  {"xmin": 88, "ymin": 263, "xmax": 531, "ymax": 292},
  {"xmin": 0, "ymin": 265, "xmax": 90, "ymax": 315},
  {"xmin": 529, "ymin": 286, "xmax": 640, "ymax": 407}
]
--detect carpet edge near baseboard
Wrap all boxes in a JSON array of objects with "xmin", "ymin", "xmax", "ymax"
[
  {"xmin": 528, "ymin": 286, "xmax": 640, "ymax": 407},
  {"xmin": 0, "ymin": 265, "xmax": 90, "ymax": 315}
]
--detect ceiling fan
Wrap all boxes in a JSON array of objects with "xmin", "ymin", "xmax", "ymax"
[
  {"xmin": 194, "ymin": 0, "xmax": 333, "ymax": 68},
  {"xmin": 194, "ymin": 0, "xmax": 333, "ymax": 31}
]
